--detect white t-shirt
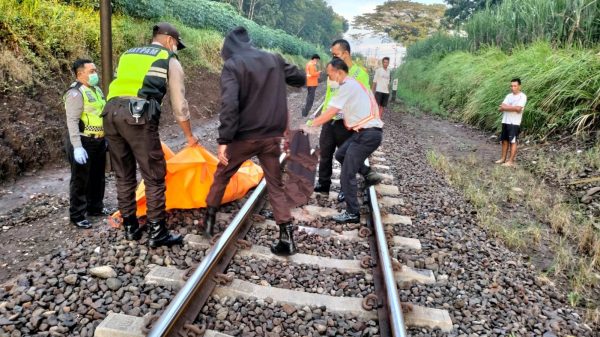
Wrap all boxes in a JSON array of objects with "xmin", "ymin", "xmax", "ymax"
[
  {"xmin": 373, "ymin": 67, "xmax": 391, "ymax": 94},
  {"xmin": 329, "ymin": 77, "xmax": 384, "ymax": 130},
  {"xmin": 501, "ymin": 92, "xmax": 527, "ymax": 125}
]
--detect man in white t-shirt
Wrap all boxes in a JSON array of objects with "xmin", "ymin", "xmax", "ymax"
[
  {"xmin": 372, "ymin": 57, "xmax": 391, "ymax": 117},
  {"xmin": 496, "ymin": 78, "xmax": 527, "ymax": 167},
  {"xmin": 304, "ymin": 58, "xmax": 383, "ymax": 224}
]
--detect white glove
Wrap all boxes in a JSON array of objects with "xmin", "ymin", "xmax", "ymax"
[{"xmin": 73, "ymin": 147, "xmax": 88, "ymax": 165}]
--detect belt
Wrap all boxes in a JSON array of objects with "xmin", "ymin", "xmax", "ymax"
[
  {"xmin": 358, "ymin": 127, "xmax": 382, "ymax": 132},
  {"xmin": 82, "ymin": 134, "xmax": 104, "ymax": 139}
]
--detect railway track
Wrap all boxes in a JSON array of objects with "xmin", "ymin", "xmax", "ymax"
[{"xmin": 94, "ymin": 146, "xmax": 453, "ymax": 337}]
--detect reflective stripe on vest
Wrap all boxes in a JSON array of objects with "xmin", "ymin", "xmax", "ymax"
[
  {"xmin": 107, "ymin": 45, "xmax": 172, "ymax": 103},
  {"xmin": 343, "ymin": 78, "xmax": 380, "ymax": 130}
]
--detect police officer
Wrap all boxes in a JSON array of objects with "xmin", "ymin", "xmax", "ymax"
[
  {"xmin": 103, "ymin": 22, "xmax": 198, "ymax": 247},
  {"xmin": 64, "ymin": 59, "xmax": 108, "ymax": 229}
]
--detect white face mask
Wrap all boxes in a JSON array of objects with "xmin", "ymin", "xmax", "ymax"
[
  {"xmin": 328, "ymin": 77, "xmax": 339, "ymax": 89},
  {"xmin": 170, "ymin": 37, "xmax": 178, "ymax": 53}
]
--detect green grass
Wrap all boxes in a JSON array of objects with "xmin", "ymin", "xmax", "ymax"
[
  {"xmin": 395, "ymin": 42, "xmax": 600, "ymax": 138},
  {"xmin": 0, "ymin": 0, "xmax": 310, "ymax": 90}
]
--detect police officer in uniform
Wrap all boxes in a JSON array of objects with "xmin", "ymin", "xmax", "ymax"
[
  {"xmin": 103, "ymin": 22, "xmax": 198, "ymax": 247},
  {"xmin": 64, "ymin": 59, "xmax": 108, "ymax": 229}
]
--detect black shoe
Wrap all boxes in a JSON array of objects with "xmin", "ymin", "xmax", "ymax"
[
  {"xmin": 365, "ymin": 171, "xmax": 383, "ymax": 187},
  {"xmin": 87, "ymin": 208, "xmax": 114, "ymax": 216},
  {"xmin": 204, "ymin": 207, "xmax": 218, "ymax": 238},
  {"xmin": 71, "ymin": 219, "xmax": 92, "ymax": 229},
  {"xmin": 123, "ymin": 214, "xmax": 143, "ymax": 241},
  {"xmin": 148, "ymin": 219, "xmax": 183, "ymax": 248},
  {"xmin": 314, "ymin": 182, "xmax": 330, "ymax": 194},
  {"xmin": 270, "ymin": 222, "xmax": 297, "ymax": 256},
  {"xmin": 332, "ymin": 211, "xmax": 360, "ymax": 224},
  {"xmin": 337, "ymin": 191, "xmax": 345, "ymax": 203}
]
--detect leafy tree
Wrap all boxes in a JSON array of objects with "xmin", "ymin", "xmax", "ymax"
[
  {"xmin": 443, "ymin": 0, "xmax": 503, "ymax": 27},
  {"xmin": 211, "ymin": 0, "xmax": 348, "ymax": 48},
  {"xmin": 353, "ymin": 1, "xmax": 446, "ymax": 44}
]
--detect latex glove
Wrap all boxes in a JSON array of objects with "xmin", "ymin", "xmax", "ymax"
[{"xmin": 73, "ymin": 147, "xmax": 88, "ymax": 165}]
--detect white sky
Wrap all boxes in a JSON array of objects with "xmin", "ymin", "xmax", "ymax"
[{"xmin": 326, "ymin": 0, "xmax": 446, "ymax": 67}]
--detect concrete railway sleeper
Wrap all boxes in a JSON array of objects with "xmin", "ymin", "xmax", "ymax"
[{"xmin": 95, "ymin": 148, "xmax": 452, "ymax": 337}]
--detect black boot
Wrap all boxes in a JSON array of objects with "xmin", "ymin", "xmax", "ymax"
[
  {"xmin": 148, "ymin": 219, "xmax": 183, "ymax": 248},
  {"xmin": 204, "ymin": 207, "xmax": 218, "ymax": 238},
  {"xmin": 314, "ymin": 182, "xmax": 330, "ymax": 194},
  {"xmin": 270, "ymin": 222, "xmax": 297, "ymax": 256},
  {"xmin": 123, "ymin": 214, "xmax": 143, "ymax": 241}
]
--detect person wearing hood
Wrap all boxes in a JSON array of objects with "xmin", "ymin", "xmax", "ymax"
[
  {"xmin": 204, "ymin": 26, "xmax": 306, "ymax": 256},
  {"xmin": 103, "ymin": 22, "xmax": 198, "ymax": 248}
]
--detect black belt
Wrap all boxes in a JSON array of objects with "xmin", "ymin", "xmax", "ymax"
[{"xmin": 358, "ymin": 127, "xmax": 382, "ymax": 132}]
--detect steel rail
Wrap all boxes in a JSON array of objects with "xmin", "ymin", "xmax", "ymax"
[
  {"xmin": 366, "ymin": 159, "xmax": 407, "ymax": 337},
  {"xmin": 148, "ymin": 153, "xmax": 286, "ymax": 337}
]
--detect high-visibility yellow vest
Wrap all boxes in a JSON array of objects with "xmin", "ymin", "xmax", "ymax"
[
  {"xmin": 65, "ymin": 82, "xmax": 106, "ymax": 137},
  {"xmin": 107, "ymin": 45, "xmax": 174, "ymax": 103}
]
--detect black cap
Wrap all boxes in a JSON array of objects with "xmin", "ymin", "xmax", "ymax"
[{"xmin": 153, "ymin": 22, "xmax": 186, "ymax": 50}]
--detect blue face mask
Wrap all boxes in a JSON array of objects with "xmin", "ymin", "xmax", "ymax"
[{"xmin": 88, "ymin": 73, "xmax": 99, "ymax": 86}]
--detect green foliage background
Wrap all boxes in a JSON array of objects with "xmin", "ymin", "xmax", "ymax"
[{"xmin": 395, "ymin": 0, "xmax": 600, "ymax": 138}]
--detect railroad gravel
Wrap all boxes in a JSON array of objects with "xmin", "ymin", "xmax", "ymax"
[
  {"xmin": 196, "ymin": 295, "xmax": 379, "ymax": 337},
  {"xmin": 247, "ymin": 226, "xmax": 371, "ymax": 260},
  {"xmin": 227, "ymin": 256, "xmax": 375, "ymax": 298},
  {"xmin": 381, "ymin": 111, "xmax": 595, "ymax": 336}
]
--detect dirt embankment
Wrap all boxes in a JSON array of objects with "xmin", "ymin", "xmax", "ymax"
[{"xmin": 0, "ymin": 68, "xmax": 221, "ymax": 183}]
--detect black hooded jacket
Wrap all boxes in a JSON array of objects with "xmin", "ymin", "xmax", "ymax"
[{"xmin": 217, "ymin": 27, "xmax": 306, "ymax": 144}]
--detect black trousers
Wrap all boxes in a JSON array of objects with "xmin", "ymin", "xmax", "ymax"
[
  {"xmin": 317, "ymin": 120, "xmax": 371, "ymax": 188},
  {"xmin": 65, "ymin": 135, "xmax": 107, "ymax": 221},
  {"xmin": 335, "ymin": 129, "xmax": 383, "ymax": 214},
  {"xmin": 302, "ymin": 86, "xmax": 317, "ymax": 117},
  {"xmin": 317, "ymin": 120, "xmax": 352, "ymax": 188}
]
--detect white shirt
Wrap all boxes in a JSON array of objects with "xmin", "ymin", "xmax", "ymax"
[
  {"xmin": 329, "ymin": 77, "xmax": 383, "ymax": 130},
  {"xmin": 373, "ymin": 67, "xmax": 391, "ymax": 94},
  {"xmin": 501, "ymin": 92, "xmax": 527, "ymax": 125}
]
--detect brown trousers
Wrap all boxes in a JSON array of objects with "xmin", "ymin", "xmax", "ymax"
[
  {"xmin": 206, "ymin": 137, "xmax": 291, "ymax": 224},
  {"xmin": 103, "ymin": 98, "xmax": 167, "ymax": 221}
]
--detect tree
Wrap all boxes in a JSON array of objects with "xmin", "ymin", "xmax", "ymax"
[
  {"xmin": 353, "ymin": 1, "xmax": 446, "ymax": 44},
  {"xmin": 210, "ymin": 0, "xmax": 348, "ymax": 48},
  {"xmin": 443, "ymin": 0, "xmax": 503, "ymax": 27}
]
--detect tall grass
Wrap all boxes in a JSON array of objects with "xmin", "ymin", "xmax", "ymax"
[
  {"xmin": 466, "ymin": 0, "xmax": 600, "ymax": 51},
  {"xmin": 405, "ymin": 32, "xmax": 470, "ymax": 60},
  {"xmin": 396, "ymin": 42, "xmax": 600, "ymax": 136}
]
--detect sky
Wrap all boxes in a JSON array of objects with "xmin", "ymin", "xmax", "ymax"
[{"xmin": 326, "ymin": 0, "xmax": 446, "ymax": 68}]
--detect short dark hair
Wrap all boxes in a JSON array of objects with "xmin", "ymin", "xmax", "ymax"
[
  {"xmin": 511, "ymin": 78, "xmax": 521, "ymax": 85},
  {"xmin": 328, "ymin": 57, "xmax": 348, "ymax": 73},
  {"xmin": 382, "ymin": 57, "xmax": 390, "ymax": 62},
  {"xmin": 331, "ymin": 39, "xmax": 351, "ymax": 54},
  {"xmin": 72, "ymin": 59, "xmax": 93, "ymax": 76},
  {"xmin": 311, "ymin": 54, "xmax": 320, "ymax": 60}
]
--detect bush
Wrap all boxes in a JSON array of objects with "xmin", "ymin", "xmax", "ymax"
[
  {"xmin": 114, "ymin": 0, "xmax": 165, "ymax": 20},
  {"xmin": 396, "ymin": 42, "xmax": 600, "ymax": 137}
]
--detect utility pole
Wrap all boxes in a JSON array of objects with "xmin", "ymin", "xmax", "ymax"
[{"xmin": 100, "ymin": 0, "xmax": 113, "ymax": 93}]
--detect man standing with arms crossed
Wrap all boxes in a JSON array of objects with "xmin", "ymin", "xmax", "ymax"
[
  {"xmin": 103, "ymin": 23, "xmax": 198, "ymax": 247},
  {"xmin": 312, "ymin": 39, "xmax": 381, "ymax": 200},
  {"xmin": 204, "ymin": 27, "xmax": 305, "ymax": 256},
  {"xmin": 301, "ymin": 54, "xmax": 321, "ymax": 117},
  {"xmin": 372, "ymin": 57, "xmax": 391, "ymax": 117},
  {"xmin": 496, "ymin": 78, "xmax": 527, "ymax": 167},
  {"xmin": 64, "ymin": 59, "xmax": 108, "ymax": 229}
]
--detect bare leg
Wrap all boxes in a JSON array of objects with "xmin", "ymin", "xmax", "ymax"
[
  {"xmin": 507, "ymin": 142, "xmax": 518, "ymax": 164},
  {"xmin": 496, "ymin": 141, "xmax": 508, "ymax": 163},
  {"xmin": 379, "ymin": 105, "xmax": 384, "ymax": 118}
]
